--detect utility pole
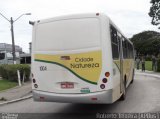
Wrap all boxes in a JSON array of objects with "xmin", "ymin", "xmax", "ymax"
[
  {"xmin": 0, "ymin": 13, "xmax": 31, "ymax": 64},
  {"xmin": 10, "ymin": 17, "xmax": 16, "ymax": 64}
]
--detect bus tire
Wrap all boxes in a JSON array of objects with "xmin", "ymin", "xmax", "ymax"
[
  {"xmin": 119, "ymin": 79, "xmax": 126, "ymax": 101},
  {"xmin": 131, "ymin": 69, "xmax": 134, "ymax": 84}
]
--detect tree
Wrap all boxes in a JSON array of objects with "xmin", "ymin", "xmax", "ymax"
[
  {"xmin": 148, "ymin": 0, "xmax": 160, "ymax": 29},
  {"xmin": 130, "ymin": 31, "xmax": 160, "ymax": 56}
]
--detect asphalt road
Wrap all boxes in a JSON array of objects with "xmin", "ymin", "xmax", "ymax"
[{"xmin": 0, "ymin": 74, "xmax": 160, "ymax": 119}]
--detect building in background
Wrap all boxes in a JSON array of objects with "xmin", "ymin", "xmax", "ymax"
[
  {"xmin": 0, "ymin": 43, "xmax": 32, "ymax": 64},
  {"xmin": 0, "ymin": 43, "xmax": 22, "ymax": 64},
  {"xmin": 20, "ymin": 42, "xmax": 31, "ymax": 64}
]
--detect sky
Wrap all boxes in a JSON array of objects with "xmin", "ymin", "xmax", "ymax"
[{"xmin": 0, "ymin": 0, "xmax": 159, "ymax": 53}]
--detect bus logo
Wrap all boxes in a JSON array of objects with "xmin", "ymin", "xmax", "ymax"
[{"xmin": 60, "ymin": 56, "xmax": 70, "ymax": 60}]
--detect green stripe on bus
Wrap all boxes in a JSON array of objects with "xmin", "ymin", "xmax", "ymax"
[{"xmin": 35, "ymin": 59, "xmax": 97, "ymax": 85}]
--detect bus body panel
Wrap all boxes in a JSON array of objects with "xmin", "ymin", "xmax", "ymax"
[
  {"xmin": 33, "ymin": 50, "xmax": 103, "ymax": 94},
  {"xmin": 123, "ymin": 59, "xmax": 134, "ymax": 87},
  {"xmin": 33, "ymin": 89, "xmax": 114, "ymax": 103}
]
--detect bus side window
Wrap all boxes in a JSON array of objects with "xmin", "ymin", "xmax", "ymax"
[
  {"xmin": 126, "ymin": 41, "xmax": 129, "ymax": 59},
  {"xmin": 123, "ymin": 40, "xmax": 134, "ymax": 59},
  {"xmin": 122, "ymin": 39, "xmax": 128, "ymax": 59},
  {"xmin": 122, "ymin": 40, "xmax": 126, "ymax": 59},
  {"xmin": 127, "ymin": 42, "xmax": 133, "ymax": 59},
  {"xmin": 131, "ymin": 44, "xmax": 134, "ymax": 58},
  {"xmin": 129, "ymin": 43, "xmax": 132, "ymax": 58},
  {"xmin": 110, "ymin": 25, "xmax": 119, "ymax": 59}
]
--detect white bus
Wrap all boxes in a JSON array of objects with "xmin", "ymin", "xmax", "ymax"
[{"xmin": 31, "ymin": 13, "xmax": 134, "ymax": 104}]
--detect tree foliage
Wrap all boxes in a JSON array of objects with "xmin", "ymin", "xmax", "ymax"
[
  {"xmin": 149, "ymin": 0, "xmax": 160, "ymax": 28},
  {"xmin": 130, "ymin": 31, "xmax": 160, "ymax": 55}
]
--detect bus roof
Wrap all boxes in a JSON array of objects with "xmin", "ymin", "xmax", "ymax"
[{"xmin": 34, "ymin": 13, "xmax": 105, "ymax": 24}]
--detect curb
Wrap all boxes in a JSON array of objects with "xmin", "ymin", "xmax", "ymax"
[
  {"xmin": 0, "ymin": 95, "xmax": 32, "ymax": 106},
  {"xmin": 135, "ymin": 72, "xmax": 160, "ymax": 79}
]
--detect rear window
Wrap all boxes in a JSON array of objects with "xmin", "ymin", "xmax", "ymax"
[{"xmin": 35, "ymin": 18, "xmax": 101, "ymax": 51}]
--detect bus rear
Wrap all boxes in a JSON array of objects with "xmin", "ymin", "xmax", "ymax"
[{"xmin": 32, "ymin": 14, "xmax": 113, "ymax": 103}]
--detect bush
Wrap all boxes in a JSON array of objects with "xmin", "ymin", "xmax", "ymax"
[
  {"xmin": 145, "ymin": 56, "xmax": 152, "ymax": 61},
  {"xmin": 0, "ymin": 64, "xmax": 30, "ymax": 82}
]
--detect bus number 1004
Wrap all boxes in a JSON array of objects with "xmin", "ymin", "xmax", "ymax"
[{"xmin": 40, "ymin": 66, "xmax": 47, "ymax": 71}]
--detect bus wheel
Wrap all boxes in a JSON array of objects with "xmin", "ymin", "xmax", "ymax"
[
  {"xmin": 119, "ymin": 79, "xmax": 126, "ymax": 101},
  {"xmin": 131, "ymin": 69, "xmax": 134, "ymax": 84}
]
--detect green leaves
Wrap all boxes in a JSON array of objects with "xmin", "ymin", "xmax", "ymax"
[
  {"xmin": 130, "ymin": 31, "xmax": 160, "ymax": 55},
  {"xmin": 149, "ymin": 0, "xmax": 160, "ymax": 27},
  {"xmin": 0, "ymin": 64, "xmax": 30, "ymax": 82}
]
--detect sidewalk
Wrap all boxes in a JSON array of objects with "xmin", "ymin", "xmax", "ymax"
[
  {"xmin": 0, "ymin": 81, "xmax": 32, "ymax": 105},
  {"xmin": 135, "ymin": 69, "xmax": 160, "ymax": 78}
]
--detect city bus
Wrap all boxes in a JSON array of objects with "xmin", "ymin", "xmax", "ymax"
[{"xmin": 31, "ymin": 13, "xmax": 134, "ymax": 104}]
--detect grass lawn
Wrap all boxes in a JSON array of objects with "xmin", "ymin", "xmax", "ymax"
[
  {"xmin": 0, "ymin": 79, "xmax": 17, "ymax": 91},
  {"xmin": 136, "ymin": 61, "xmax": 152, "ymax": 71},
  {"xmin": 145, "ymin": 61, "xmax": 152, "ymax": 71}
]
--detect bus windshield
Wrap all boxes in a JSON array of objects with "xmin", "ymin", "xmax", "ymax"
[{"xmin": 35, "ymin": 18, "xmax": 101, "ymax": 51}]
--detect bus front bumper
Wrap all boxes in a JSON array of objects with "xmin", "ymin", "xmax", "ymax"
[{"xmin": 32, "ymin": 89, "xmax": 113, "ymax": 104}]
